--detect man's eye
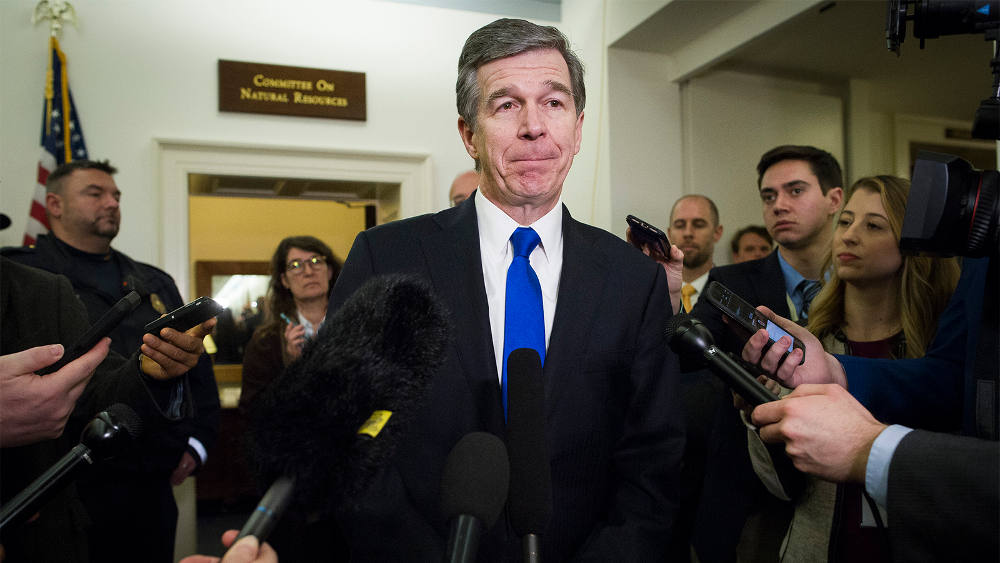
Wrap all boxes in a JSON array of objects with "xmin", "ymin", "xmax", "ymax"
[
  {"xmin": 546, "ymin": 99, "xmax": 562, "ymax": 107},
  {"xmin": 500, "ymin": 102, "xmax": 514, "ymax": 110}
]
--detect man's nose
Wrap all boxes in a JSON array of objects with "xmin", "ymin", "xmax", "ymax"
[{"xmin": 518, "ymin": 104, "xmax": 545, "ymax": 140}]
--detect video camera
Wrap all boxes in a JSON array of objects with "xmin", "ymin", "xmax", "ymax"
[
  {"xmin": 887, "ymin": 1, "xmax": 999, "ymax": 256},
  {"xmin": 901, "ymin": 152, "xmax": 998, "ymax": 257},
  {"xmin": 886, "ymin": 0, "xmax": 999, "ymax": 139}
]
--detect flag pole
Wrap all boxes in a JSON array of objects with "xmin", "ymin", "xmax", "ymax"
[{"xmin": 23, "ymin": 0, "xmax": 88, "ymax": 246}]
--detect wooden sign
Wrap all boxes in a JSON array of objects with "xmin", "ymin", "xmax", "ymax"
[{"xmin": 218, "ymin": 60, "xmax": 366, "ymax": 121}]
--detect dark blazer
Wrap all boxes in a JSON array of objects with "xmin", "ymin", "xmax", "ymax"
[
  {"xmin": 686, "ymin": 251, "xmax": 794, "ymax": 562},
  {"xmin": 887, "ymin": 430, "xmax": 999, "ymax": 562},
  {"xmin": 327, "ymin": 197, "xmax": 683, "ymax": 561}
]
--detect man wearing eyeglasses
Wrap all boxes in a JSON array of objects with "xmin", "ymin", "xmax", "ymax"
[{"xmin": 2, "ymin": 159, "xmax": 221, "ymax": 563}]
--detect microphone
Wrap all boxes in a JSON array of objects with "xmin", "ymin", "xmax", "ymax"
[
  {"xmin": 666, "ymin": 314, "xmax": 778, "ymax": 406},
  {"xmin": 0, "ymin": 403, "xmax": 143, "ymax": 531},
  {"xmin": 506, "ymin": 348, "xmax": 552, "ymax": 563},
  {"xmin": 247, "ymin": 274, "xmax": 450, "ymax": 516},
  {"xmin": 42, "ymin": 290, "xmax": 140, "ymax": 374},
  {"xmin": 441, "ymin": 432, "xmax": 510, "ymax": 563},
  {"xmin": 235, "ymin": 475, "xmax": 295, "ymax": 543}
]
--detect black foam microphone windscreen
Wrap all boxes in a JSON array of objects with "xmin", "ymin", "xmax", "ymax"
[
  {"xmin": 441, "ymin": 432, "xmax": 509, "ymax": 563},
  {"xmin": 440, "ymin": 432, "xmax": 510, "ymax": 526},
  {"xmin": 505, "ymin": 348, "xmax": 553, "ymax": 538},
  {"xmin": 247, "ymin": 274, "xmax": 450, "ymax": 516}
]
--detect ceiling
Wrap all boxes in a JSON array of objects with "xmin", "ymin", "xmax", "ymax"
[{"xmin": 616, "ymin": 0, "xmax": 994, "ymax": 122}]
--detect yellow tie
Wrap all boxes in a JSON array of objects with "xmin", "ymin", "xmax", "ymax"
[{"xmin": 681, "ymin": 283, "xmax": 696, "ymax": 313}]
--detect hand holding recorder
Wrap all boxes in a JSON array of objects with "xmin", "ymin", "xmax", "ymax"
[
  {"xmin": 704, "ymin": 281, "xmax": 806, "ymax": 365},
  {"xmin": 740, "ymin": 305, "xmax": 847, "ymax": 389}
]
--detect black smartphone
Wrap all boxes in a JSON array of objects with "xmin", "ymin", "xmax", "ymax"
[
  {"xmin": 626, "ymin": 214, "xmax": 670, "ymax": 256},
  {"xmin": 42, "ymin": 291, "xmax": 141, "ymax": 375},
  {"xmin": 144, "ymin": 297, "xmax": 224, "ymax": 336},
  {"xmin": 704, "ymin": 281, "xmax": 806, "ymax": 365}
]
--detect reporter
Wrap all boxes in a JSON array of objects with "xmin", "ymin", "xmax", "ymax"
[
  {"xmin": 0, "ymin": 257, "xmax": 210, "ymax": 563},
  {"xmin": 742, "ymin": 256, "xmax": 999, "ymax": 561},
  {"xmin": 239, "ymin": 236, "xmax": 340, "ymax": 413}
]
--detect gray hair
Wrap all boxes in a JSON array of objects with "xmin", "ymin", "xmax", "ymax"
[{"xmin": 456, "ymin": 18, "xmax": 586, "ymax": 135}]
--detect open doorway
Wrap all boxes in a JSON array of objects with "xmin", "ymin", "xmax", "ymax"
[{"xmin": 156, "ymin": 140, "xmax": 431, "ymax": 559}]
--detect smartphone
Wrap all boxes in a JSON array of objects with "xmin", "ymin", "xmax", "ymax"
[
  {"xmin": 703, "ymin": 281, "xmax": 806, "ymax": 365},
  {"xmin": 42, "ymin": 291, "xmax": 141, "ymax": 374},
  {"xmin": 144, "ymin": 297, "xmax": 224, "ymax": 336},
  {"xmin": 280, "ymin": 312, "xmax": 312, "ymax": 344},
  {"xmin": 626, "ymin": 214, "xmax": 670, "ymax": 257}
]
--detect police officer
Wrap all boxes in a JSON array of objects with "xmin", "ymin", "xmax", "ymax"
[{"xmin": 3, "ymin": 159, "xmax": 220, "ymax": 563}]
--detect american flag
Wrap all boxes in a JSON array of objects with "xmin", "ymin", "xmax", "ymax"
[{"xmin": 24, "ymin": 36, "xmax": 88, "ymax": 246}]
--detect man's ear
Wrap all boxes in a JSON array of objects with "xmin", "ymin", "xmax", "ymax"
[
  {"xmin": 280, "ymin": 273, "xmax": 290, "ymax": 290},
  {"xmin": 458, "ymin": 117, "xmax": 479, "ymax": 160},
  {"xmin": 826, "ymin": 186, "xmax": 844, "ymax": 215},
  {"xmin": 45, "ymin": 192, "xmax": 62, "ymax": 219}
]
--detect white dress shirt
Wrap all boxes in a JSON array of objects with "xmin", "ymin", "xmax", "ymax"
[
  {"xmin": 685, "ymin": 270, "xmax": 711, "ymax": 309},
  {"xmin": 474, "ymin": 190, "xmax": 563, "ymax": 383}
]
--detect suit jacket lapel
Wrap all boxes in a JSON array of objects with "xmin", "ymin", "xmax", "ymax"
[
  {"xmin": 419, "ymin": 200, "xmax": 505, "ymax": 432},
  {"xmin": 760, "ymin": 251, "xmax": 792, "ymax": 318},
  {"xmin": 543, "ymin": 206, "xmax": 608, "ymax": 418}
]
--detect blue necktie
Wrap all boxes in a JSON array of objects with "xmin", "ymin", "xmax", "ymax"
[
  {"xmin": 798, "ymin": 279, "xmax": 822, "ymax": 323},
  {"xmin": 502, "ymin": 227, "xmax": 545, "ymax": 419}
]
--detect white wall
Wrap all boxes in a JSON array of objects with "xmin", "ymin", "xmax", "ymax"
[
  {"xmin": 0, "ymin": 0, "xmax": 611, "ymax": 266},
  {"xmin": 682, "ymin": 69, "xmax": 844, "ymax": 266},
  {"xmin": 607, "ymin": 47, "xmax": 683, "ymax": 236}
]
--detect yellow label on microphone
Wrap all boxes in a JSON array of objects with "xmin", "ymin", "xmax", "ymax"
[{"xmin": 357, "ymin": 410, "xmax": 393, "ymax": 438}]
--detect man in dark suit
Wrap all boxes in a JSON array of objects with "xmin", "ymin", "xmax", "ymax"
[
  {"xmin": 684, "ymin": 146, "xmax": 844, "ymax": 561},
  {"xmin": 327, "ymin": 18, "xmax": 683, "ymax": 561}
]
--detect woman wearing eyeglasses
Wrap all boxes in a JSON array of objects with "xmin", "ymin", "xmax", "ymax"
[
  {"xmin": 238, "ymin": 236, "xmax": 345, "ymax": 561},
  {"xmin": 239, "ymin": 236, "xmax": 341, "ymax": 414}
]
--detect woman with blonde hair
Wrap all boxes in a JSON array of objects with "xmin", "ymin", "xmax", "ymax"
[
  {"xmin": 750, "ymin": 175, "xmax": 960, "ymax": 562},
  {"xmin": 807, "ymin": 174, "xmax": 960, "ymax": 359}
]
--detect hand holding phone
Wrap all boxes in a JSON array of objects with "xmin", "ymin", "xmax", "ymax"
[
  {"xmin": 704, "ymin": 281, "xmax": 806, "ymax": 365},
  {"xmin": 283, "ymin": 319, "xmax": 307, "ymax": 360},
  {"xmin": 626, "ymin": 214, "xmax": 671, "ymax": 259},
  {"xmin": 144, "ymin": 297, "xmax": 224, "ymax": 336}
]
